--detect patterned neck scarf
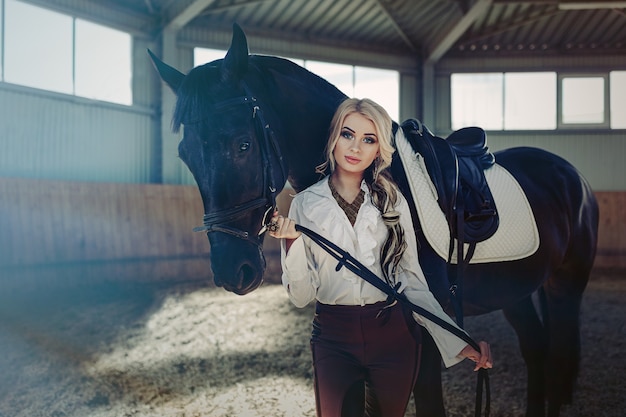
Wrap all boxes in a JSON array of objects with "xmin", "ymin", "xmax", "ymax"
[{"xmin": 328, "ymin": 178, "xmax": 365, "ymax": 226}]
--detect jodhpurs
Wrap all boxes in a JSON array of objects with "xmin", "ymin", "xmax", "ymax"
[{"xmin": 311, "ymin": 301, "xmax": 421, "ymax": 417}]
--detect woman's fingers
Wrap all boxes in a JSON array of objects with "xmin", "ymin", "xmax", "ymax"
[
  {"xmin": 267, "ymin": 215, "xmax": 300, "ymax": 239},
  {"xmin": 460, "ymin": 341, "xmax": 493, "ymax": 371},
  {"xmin": 473, "ymin": 341, "xmax": 493, "ymax": 371}
]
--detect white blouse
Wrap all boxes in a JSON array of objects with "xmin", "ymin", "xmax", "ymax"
[{"xmin": 281, "ymin": 176, "xmax": 469, "ymax": 367}]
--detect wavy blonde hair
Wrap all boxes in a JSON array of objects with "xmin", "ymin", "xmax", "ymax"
[{"xmin": 316, "ymin": 98, "xmax": 406, "ymax": 285}]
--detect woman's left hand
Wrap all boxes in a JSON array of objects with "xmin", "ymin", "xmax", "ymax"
[
  {"xmin": 267, "ymin": 211, "xmax": 301, "ymax": 240},
  {"xmin": 460, "ymin": 341, "xmax": 493, "ymax": 371}
]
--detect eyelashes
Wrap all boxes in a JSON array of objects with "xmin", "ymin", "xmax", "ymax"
[{"xmin": 340, "ymin": 129, "xmax": 377, "ymax": 144}]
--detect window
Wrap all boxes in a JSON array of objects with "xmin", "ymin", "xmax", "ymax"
[
  {"xmin": 304, "ymin": 60, "xmax": 354, "ymax": 98},
  {"xmin": 451, "ymin": 71, "xmax": 623, "ymax": 130},
  {"xmin": 194, "ymin": 48, "xmax": 227, "ymax": 65},
  {"xmin": 195, "ymin": 47, "xmax": 401, "ymax": 121},
  {"xmin": 305, "ymin": 62, "xmax": 399, "ymax": 121},
  {"xmin": 1, "ymin": 0, "xmax": 132, "ymax": 105},
  {"xmin": 4, "ymin": 0, "xmax": 73, "ymax": 94},
  {"xmin": 451, "ymin": 72, "xmax": 557, "ymax": 130},
  {"xmin": 610, "ymin": 71, "xmax": 626, "ymax": 129},
  {"xmin": 560, "ymin": 75, "xmax": 606, "ymax": 127},
  {"xmin": 75, "ymin": 19, "xmax": 132, "ymax": 104},
  {"xmin": 451, "ymin": 73, "xmax": 503, "ymax": 130},
  {"xmin": 354, "ymin": 67, "xmax": 399, "ymax": 124},
  {"xmin": 0, "ymin": 0, "xmax": 4, "ymax": 80},
  {"xmin": 505, "ymin": 73, "xmax": 556, "ymax": 130}
]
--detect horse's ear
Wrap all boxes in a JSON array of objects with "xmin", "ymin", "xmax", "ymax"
[
  {"xmin": 147, "ymin": 49, "xmax": 185, "ymax": 93},
  {"xmin": 222, "ymin": 22, "xmax": 249, "ymax": 81}
]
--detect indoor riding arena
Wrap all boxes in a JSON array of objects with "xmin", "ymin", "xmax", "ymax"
[{"xmin": 1, "ymin": 1, "xmax": 625, "ymax": 417}]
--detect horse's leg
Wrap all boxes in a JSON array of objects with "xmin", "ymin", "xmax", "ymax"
[
  {"xmin": 541, "ymin": 266, "xmax": 588, "ymax": 417},
  {"xmin": 413, "ymin": 331, "xmax": 446, "ymax": 417},
  {"xmin": 502, "ymin": 295, "xmax": 547, "ymax": 417}
]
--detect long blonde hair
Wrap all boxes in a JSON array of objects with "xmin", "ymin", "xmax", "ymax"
[{"xmin": 316, "ymin": 98, "xmax": 406, "ymax": 284}]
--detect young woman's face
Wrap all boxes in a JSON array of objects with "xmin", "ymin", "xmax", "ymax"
[{"xmin": 332, "ymin": 112, "xmax": 380, "ymax": 177}]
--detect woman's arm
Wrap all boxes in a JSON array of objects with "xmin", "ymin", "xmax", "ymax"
[
  {"xmin": 269, "ymin": 204, "xmax": 319, "ymax": 308},
  {"xmin": 396, "ymin": 194, "xmax": 492, "ymax": 369}
]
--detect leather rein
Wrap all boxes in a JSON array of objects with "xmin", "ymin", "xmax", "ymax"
[
  {"xmin": 192, "ymin": 83, "xmax": 287, "ymax": 247},
  {"xmin": 293, "ymin": 224, "xmax": 491, "ymax": 417}
]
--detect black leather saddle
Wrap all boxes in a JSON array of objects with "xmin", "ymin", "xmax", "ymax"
[{"xmin": 399, "ymin": 119, "xmax": 499, "ymax": 257}]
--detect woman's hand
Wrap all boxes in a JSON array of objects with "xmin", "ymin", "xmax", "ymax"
[
  {"xmin": 267, "ymin": 210, "xmax": 301, "ymax": 240},
  {"xmin": 460, "ymin": 341, "xmax": 493, "ymax": 371}
]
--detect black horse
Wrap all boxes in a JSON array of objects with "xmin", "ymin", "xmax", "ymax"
[{"xmin": 149, "ymin": 24, "xmax": 598, "ymax": 417}]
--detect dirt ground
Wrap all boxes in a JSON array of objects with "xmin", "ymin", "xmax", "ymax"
[{"xmin": 0, "ymin": 268, "xmax": 624, "ymax": 417}]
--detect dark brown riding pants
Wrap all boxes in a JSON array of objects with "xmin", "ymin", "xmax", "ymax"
[{"xmin": 311, "ymin": 301, "xmax": 421, "ymax": 417}]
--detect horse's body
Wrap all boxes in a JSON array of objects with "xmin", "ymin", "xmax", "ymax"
[{"xmin": 150, "ymin": 24, "xmax": 598, "ymax": 417}]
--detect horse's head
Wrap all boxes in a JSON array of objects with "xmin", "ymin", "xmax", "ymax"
[{"xmin": 149, "ymin": 24, "xmax": 288, "ymax": 295}]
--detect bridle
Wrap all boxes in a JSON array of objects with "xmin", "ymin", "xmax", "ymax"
[{"xmin": 192, "ymin": 82, "xmax": 288, "ymax": 246}]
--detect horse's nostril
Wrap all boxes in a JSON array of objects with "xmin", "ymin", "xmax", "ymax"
[
  {"xmin": 208, "ymin": 240, "xmax": 265, "ymax": 294},
  {"xmin": 239, "ymin": 263, "xmax": 255, "ymax": 287}
]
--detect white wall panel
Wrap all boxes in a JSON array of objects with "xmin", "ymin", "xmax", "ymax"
[
  {"xmin": 0, "ymin": 83, "xmax": 158, "ymax": 183},
  {"xmin": 486, "ymin": 131, "xmax": 626, "ymax": 192}
]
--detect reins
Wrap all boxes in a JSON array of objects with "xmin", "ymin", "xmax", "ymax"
[{"xmin": 293, "ymin": 223, "xmax": 491, "ymax": 417}]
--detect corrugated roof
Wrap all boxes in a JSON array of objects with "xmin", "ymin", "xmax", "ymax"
[{"xmin": 37, "ymin": 0, "xmax": 626, "ymax": 61}]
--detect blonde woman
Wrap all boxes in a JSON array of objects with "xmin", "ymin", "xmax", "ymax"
[{"xmin": 268, "ymin": 98, "xmax": 492, "ymax": 417}]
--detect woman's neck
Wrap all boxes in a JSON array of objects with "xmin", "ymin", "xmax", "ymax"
[{"xmin": 330, "ymin": 171, "xmax": 363, "ymax": 203}]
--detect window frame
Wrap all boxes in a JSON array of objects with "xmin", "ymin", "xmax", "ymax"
[
  {"xmin": 0, "ymin": 0, "xmax": 133, "ymax": 106},
  {"xmin": 450, "ymin": 70, "xmax": 623, "ymax": 131},
  {"xmin": 557, "ymin": 73, "xmax": 610, "ymax": 130}
]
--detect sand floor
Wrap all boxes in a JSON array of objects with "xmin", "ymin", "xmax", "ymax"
[{"xmin": 0, "ymin": 269, "xmax": 624, "ymax": 417}]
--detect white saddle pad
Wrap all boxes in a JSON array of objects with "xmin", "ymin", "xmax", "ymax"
[{"xmin": 395, "ymin": 128, "xmax": 539, "ymax": 264}]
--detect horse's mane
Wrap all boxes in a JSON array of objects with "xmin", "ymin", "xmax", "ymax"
[
  {"xmin": 172, "ymin": 62, "xmax": 222, "ymax": 133},
  {"xmin": 172, "ymin": 55, "xmax": 345, "ymax": 133}
]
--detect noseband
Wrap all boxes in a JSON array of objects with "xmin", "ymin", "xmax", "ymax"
[{"xmin": 192, "ymin": 84, "xmax": 287, "ymax": 246}]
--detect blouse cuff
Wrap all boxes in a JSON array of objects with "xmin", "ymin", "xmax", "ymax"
[
  {"xmin": 281, "ymin": 236, "xmax": 309, "ymax": 282},
  {"xmin": 413, "ymin": 312, "xmax": 468, "ymax": 368}
]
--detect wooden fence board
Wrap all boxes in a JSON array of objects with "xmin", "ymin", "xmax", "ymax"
[
  {"xmin": 595, "ymin": 191, "xmax": 626, "ymax": 269},
  {"xmin": 0, "ymin": 178, "xmax": 623, "ymax": 291},
  {"xmin": 0, "ymin": 179, "xmax": 211, "ymax": 289}
]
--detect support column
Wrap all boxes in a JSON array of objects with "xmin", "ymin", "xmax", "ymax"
[
  {"xmin": 422, "ymin": 63, "xmax": 436, "ymax": 130},
  {"xmin": 399, "ymin": 71, "xmax": 420, "ymax": 123}
]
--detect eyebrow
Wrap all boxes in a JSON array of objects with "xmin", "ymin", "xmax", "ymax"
[{"xmin": 341, "ymin": 126, "xmax": 378, "ymax": 137}]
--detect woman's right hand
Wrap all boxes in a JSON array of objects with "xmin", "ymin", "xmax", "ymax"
[
  {"xmin": 267, "ymin": 210, "xmax": 301, "ymax": 240},
  {"xmin": 459, "ymin": 341, "xmax": 493, "ymax": 371}
]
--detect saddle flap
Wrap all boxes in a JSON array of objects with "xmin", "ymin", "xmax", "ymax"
[{"xmin": 400, "ymin": 119, "xmax": 458, "ymax": 218}]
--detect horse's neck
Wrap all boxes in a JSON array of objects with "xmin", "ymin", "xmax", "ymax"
[{"xmin": 249, "ymin": 57, "xmax": 347, "ymax": 192}]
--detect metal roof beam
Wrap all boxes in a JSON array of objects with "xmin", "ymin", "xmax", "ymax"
[
  {"xmin": 374, "ymin": 0, "xmax": 417, "ymax": 52},
  {"xmin": 492, "ymin": 0, "xmax": 626, "ymax": 7},
  {"xmin": 460, "ymin": 9, "xmax": 562, "ymax": 45},
  {"xmin": 164, "ymin": 0, "xmax": 215, "ymax": 31},
  {"xmin": 199, "ymin": 0, "xmax": 277, "ymax": 15},
  {"xmin": 559, "ymin": 1, "xmax": 626, "ymax": 9},
  {"xmin": 426, "ymin": 0, "xmax": 492, "ymax": 64}
]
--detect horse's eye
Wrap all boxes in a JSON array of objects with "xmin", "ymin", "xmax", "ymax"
[{"xmin": 239, "ymin": 141, "xmax": 250, "ymax": 152}]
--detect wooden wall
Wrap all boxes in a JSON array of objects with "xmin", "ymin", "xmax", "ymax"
[
  {"xmin": 595, "ymin": 191, "xmax": 626, "ymax": 270},
  {"xmin": 0, "ymin": 179, "xmax": 623, "ymax": 291},
  {"xmin": 0, "ymin": 178, "xmax": 211, "ymax": 290}
]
